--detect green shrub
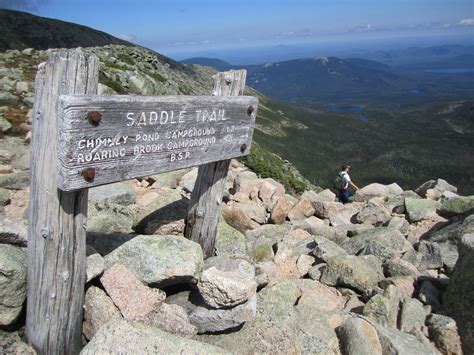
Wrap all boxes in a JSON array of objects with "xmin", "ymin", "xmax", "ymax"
[
  {"xmin": 99, "ymin": 73, "xmax": 126, "ymax": 94},
  {"xmin": 147, "ymin": 72, "xmax": 167, "ymax": 83},
  {"xmin": 117, "ymin": 54, "xmax": 135, "ymax": 66}
]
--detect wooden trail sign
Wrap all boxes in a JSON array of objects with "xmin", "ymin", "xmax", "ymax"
[
  {"xmin": 57, "ymin": 95, "xmax": 257, "ymax": 191},
  {"xmin": 27, "ymin": 48, "xmax": 257, "ymax": 353}
]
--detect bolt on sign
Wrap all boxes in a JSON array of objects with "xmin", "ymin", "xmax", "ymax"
[{"xmin": 57, "ymin": 95, "xmax": 258, "ymax": 191}]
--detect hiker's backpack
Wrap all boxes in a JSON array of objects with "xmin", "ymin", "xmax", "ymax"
[{"xmin": 333, "ymin": 172, "xmax": 345, "ymax": 190}]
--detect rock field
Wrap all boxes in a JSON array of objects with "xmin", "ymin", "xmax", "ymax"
[{"xmin": 0, "ymin": 46, "xmax": 473, "ymax": 354}]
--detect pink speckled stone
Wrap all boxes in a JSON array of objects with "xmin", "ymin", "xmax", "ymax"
[{"xmin": 101, "ymin": 264, "xmax": 165, "ymax": 321}]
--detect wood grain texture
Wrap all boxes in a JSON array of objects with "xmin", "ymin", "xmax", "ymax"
[
  {"xmin": 185, "ymin": 70, "xmax": 247, "ymax": 258},
  {"xmin": 57, "ymin": 95, "xmax": 258, "ymax": 191},
  {"xmin": 26, "ymin": 49, "xmax": 99, "ymax": 354}
]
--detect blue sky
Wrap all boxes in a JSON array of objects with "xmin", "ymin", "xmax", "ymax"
[{"xmin": 2, "ymin": 0, "xmax": 473, "ymax": 60}]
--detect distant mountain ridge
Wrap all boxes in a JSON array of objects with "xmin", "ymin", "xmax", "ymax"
[
  {"xmin": 180, "ymin": 57, "xmax": 235, "ymax": 71},
  {"xmin": 183, "ymin": 53, "xmax": 474, "ymax": 103},
  {"xmin": 0, "ymin": 9, "xmax": 133, "ymax": 51},
  {"xmin": 357, "ymin": 44, "xmax": 474, "ymax": 67}
]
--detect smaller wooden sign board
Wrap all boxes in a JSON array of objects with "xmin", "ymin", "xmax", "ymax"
[{"xmin": 57, "ymin": 94, "xmax": 258, "ymax": 191}]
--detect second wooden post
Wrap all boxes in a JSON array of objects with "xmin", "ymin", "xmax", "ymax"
[{"xmin": 185, "ymin": 70, "xmax": 247, "ymax": 258}]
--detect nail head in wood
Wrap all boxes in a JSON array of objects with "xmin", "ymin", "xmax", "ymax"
[
  {"xmin": 82, "ymin": 168, "xmax": 96, "ymax": 182},
  {"xmin": 247, "ymin": 105, "xmax": 254, "ymax": 116},
  {"xmin": 87, "ymin": 111, "xmax": 102, "ymax": 126}
]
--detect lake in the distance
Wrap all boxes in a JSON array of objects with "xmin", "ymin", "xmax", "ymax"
[
  {"xmin": 424, "ymin": 68, "xmax": 474, "ymax": 74},
  {"xmin": 326, "ymin": 103, "xmax": 366, "ymax": 112}
]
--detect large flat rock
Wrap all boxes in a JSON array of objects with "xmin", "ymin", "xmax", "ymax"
[
  {"xmin": 81, "ymin": 319, "xmax": 227, "ymax": 354},
  {"xmin": 104, "ymin": 235, "xmax": 203, "ymax": 286}
]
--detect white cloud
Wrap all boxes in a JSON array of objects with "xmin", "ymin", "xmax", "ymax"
[
  {"xmin": 117, "ymin": 34, "xmax": 136, "ymax": 42},
  {"xmin": 350, "ymin": 24, "xmax": 374, "ymax": 32},
  {"xmin": 459, "ymin": 18, "xmax": 474, "ymax": 26}
]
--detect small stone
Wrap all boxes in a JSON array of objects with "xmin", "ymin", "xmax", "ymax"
[
  {"xmin": 0, "ymin": 215, "xmax": 27, "ymax": 246},
  {"xmin": 354, "ymin": 183, "xmax": 403, "ymax": 202},
  {"xmin": 383, "ymin": 259, "xmax": 419, "ymax": 277},
  {"xmin": 341, "ymin": 227, "xmax": 408, "ymax": 261},
  {"xmin": 370, "ymin": 320, "xmax": 436, "ymax": 354},
  {"xmin": 144, "ymin": 302, "xmax": 197, "ymax": 337},
  {"xmin": 0, "ymin": 118, "xmax": 12, "ymax": 133},
  {"xmin": 0, "ymin": 187, "xmax": 10, "ymax": 206},
  {"xmin": 0, "ymin": 92, "xmax": 18, "ymax": 105},
  {"xmin": 399, "ymin": 298, "xmax": 426, "ymax": 334},
  {"xmin": 379, "ymin": 276, "xmax": 415, "ymax": 300},
  {"xmin": 329, "ymin": 202, "xmax": 361, "ymax": 226},
  {"xmin": 0, "ymin": 165, "xmax": 13, "ymax": 174},
  {"xmin": 83, "ymin": 286, "xmax": 122, "ymax": 340},
  {"xmin": 221, "ymin": 203, "xmax": 261, "ymax": 233},
  {"xmin": 405, "ymin": 198, "xmax": 441, "ymax": 223},
  {"xmin": 338, "ymin": 317, "xmax": 383, "ymax": 355},
  {"xmin": 296, "ymin": 254, "xmax": 315, "ymax": 277},
  {"xmin": 197, "ymin": 257, "xmax": 257, "ymax": 308},
  {"xmin": 416, "ymin": 179, "xmax": 457, "ymax": 198},
  {"xmin": 0, "ymin": 244, "xmax": 27, "ymax": 326},
  {"xmin": 270, "ymin": 195, "xmax": 294, "ymax": 224},
  {"xmin": 426, "ymin": 314, "xmax": 463, "ymax": 355},
  {"xmin": 312, "ymin": 235, "xmax": 348, "ymax": 263},
  {"xmin": 86, "ymin": 252, "xmax": 105, "ymax": 283},
  {"xmin": 189, "ymin": 294, "xmax": 257, "ymax": 333},
  {"xmin": 417, "ymin": 241, "xmax": 443, "ymax": 270},
  {"xmin": 287, "ymin": 198, "xmax": 315, "ymax": 221},
  {"xmin": 15, "ymin": 81, "xmax": 30, "ymax": 94},
  {"xmin": 133, "ymin": 188, "xmax": 188, "ymax": 234},
  {"xmin": 215, "ymin": 219, "xmax": 248, "ymax": 259},
  {"xmin": 356, "ymin": 201, "xmax": 391, "ymax": 226},
  {"xmin": 179, "ymin": 168, "xmax": 198, "ymax": 192},
  {"xmin": 418, "ymin": 280, "xmax": 442, "ymax": 312},
  {"xmin": 312, "ymin": 200, "xmax": 344, "ymax": 219},
  {"xmin": 89, "ymin": 182, "xmax": 137, "ymax": 206},
  {"xmin": 0, "ymin": 171, "xmax": 29, "ymax": 190},
  {"xmin": 386, "ymin": 216, "xmax": 410, "ymax": 234},
  {"xmin": 22, "ymin": 48, "xmax": 34, "ymax": 55},
  {"xmin": 343, "ymin": 295, "xmax": 365, "ymax": 314},
  {"xmin": 22, "ymin": 95, "xmax": 35, "ymax": 108},
  {"xmin": 313, "ymin": 188, "xmax": 337, "ymax": 202},
  {"xmin": 0, "ymin": 149, "xmax": 12, "ymax": 164},
  {"xmin": 151, "ymin": 169, "xmax": 189, "ymax": 189},
  {"xmin": 425, "ymin": 188, "xmax": 442, "ymax": 201},
  {"xmin": 320, "ymin": 255, "xmax": 384, "ymax": 293},
  {"xmin": 363, "ymin": 285, "xmax": 401, "ymax": 328},
  {"xmin": 259, "ymin": 178, "xmax": 284, "ymax": 210},
  {"xmin": 308, "ymin": 263, "xmax": 326, "ymax": 281},
  {"xmin": 440, "ymin": 195, "xmax": 474, "ymax": 216}
]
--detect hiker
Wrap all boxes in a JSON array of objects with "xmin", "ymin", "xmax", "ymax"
[{"xmin": 337, "ymin": 164, "xmax": 359, "ymax": 203}]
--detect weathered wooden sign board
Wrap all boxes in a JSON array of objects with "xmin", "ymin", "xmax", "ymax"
[
  {"xmin": 27, "ymin": 49, "xmax": 254, "ymax": 354},
  {"xmin": 57, "ymin": 95, "xmax": 258, "ymax": 191}
]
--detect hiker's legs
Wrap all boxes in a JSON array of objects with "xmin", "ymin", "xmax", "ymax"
[{"xmin": 339, "ymin": 189, "xmax": 349, "ymax": 203}]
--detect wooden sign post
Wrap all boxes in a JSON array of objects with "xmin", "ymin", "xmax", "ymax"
[
  {"xmin": 185, "ymin": 70, "xmax": 247, "ymax": 257},
  {"xmin": 26, "ymin": 49, "xmax": 257, "ymax": 353},
  {"xmin": 26, "ymin": 50, "xmax": 99, "ymax": 355}
]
